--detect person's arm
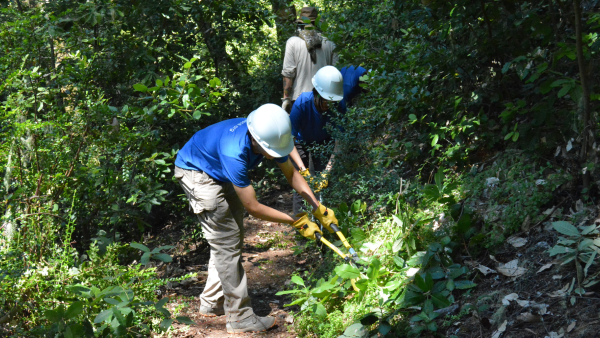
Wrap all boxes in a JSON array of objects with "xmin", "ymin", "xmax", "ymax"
[
  {"xmin": 282, "ymin": 77, "xmax": 294, "ymax": 112},
  {"xmin": 324, "ymin": 139, "xmax": 340, "ymax": 171},
  {"xmin": 289, "ymin": 145, "xmax": 306, "ymax": 171},
  {"xmin": 283, "ymin": 77, "xmax": 294, "ymax": 100},
  {"xmin": 233, "ymin": 184, "xmax": 298, "ymax": 224},
  {"xmin": 282, "ymin": 39, "xmax": 297, "ymax": 112},
  {"xmin": 277, "ymin": 158, "xmax": 319, "ymax": 211}
]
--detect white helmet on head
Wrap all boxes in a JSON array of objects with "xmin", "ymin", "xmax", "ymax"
[
  {"xmin": 312, "ymin": 66, "xmax": 344, "ymax": 101},
  {"xmin": 247, "ymin": 104, "xmax": 294, "ymax": 158}
]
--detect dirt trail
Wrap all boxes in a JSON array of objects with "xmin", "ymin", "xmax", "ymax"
[{"xmin": 155, "ymin": 191, "xmax": 302, "ymax": 337}]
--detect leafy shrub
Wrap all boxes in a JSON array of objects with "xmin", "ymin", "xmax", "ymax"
[{"xmin": 463, "ymin": 152, "xmax": 570, "ymax": 247}]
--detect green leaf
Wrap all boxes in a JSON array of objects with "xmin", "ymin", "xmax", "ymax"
[
  {"xmin": 176, "ymin": 316, "xmax": 196, "ymax": 325},
  {"xmin": 193, "ymin": 110, "xmax": 202, "ymax": 119},
  {"xmin": 64, "ymin": 302, "xmax": 84, "ymax": 319},
  {"xmin": 291, "ymin": 275, "xmax": 305, "ymax": 286},
  {"xmin": 392, "ymin": 238, "xmax": 404, "ymax": 253},
  {"xmin": 409, "ymin": 114, "xmax": 417, "ymax": 121},
  {"xmin": 454, "ymin": 280, "xmax": 477, "ymax": 289},
  {"xmin": 313, "ymin": 303, "xmax": 327, "ymax": 318},
  {"xmin": 552, "ymin": 221, "xmax": 580, "ymax": 237},
  {"xmin": 501, "ymin": 62, "xmax": 511, "ymax": 74},
  {"xmin": 378, "ymin": 321, "xmax": 392, "ymax": 335},
  {"xmin": 504, "ymin": 132, "xmax": 513, "ymax": 140},
  {"xmin": 160, "ymin": 318, "xmax": 173, "ymax": 331},
  {"xmin": 153, "ymin": 253, "xmax": 172, "ymax": 263},
  {"xmin": 446, "ymin": 278, "xmax": 455, "ymax": 291},
  {"xmin": 156, "ymin": 297, "xmax": 169, "ymax": 309},
  {"xmin": 183, "ymin": 62, "xmax": 192, "ymax": 69},
  {"xmin": 130, "ymin": 242, "xmax": 150, "ymax": 253},
  {"xmin": 94, "ymin": 309, "xmax": 113, "ymax": 324},
  {"xmin": 549, "ymin": 245, "xmax": 570, "ymax": 256},
  {"xmin": 335, "ymin": 264, "xmax": 361, "ymax": 279},
  {"xmin": 45, "ymin": 309, "xmax": 62, "ymax": 322},
  {"xmin": 367, "ymin": 258, "xmax": 381, "ymax": 281},
  {"xmin": 343, "ymin": 323, "xmax": 368, "ymax": 337},
  {"xmin": 431, "ymin": 293, "xmax": 452, "ymax": 308},
  {"xmin": 133, "ymin": 83, "xmax": 147, "ymax": 92},
  {"xmin": 557, "ymin": 84, "xmax": 572, "ymax": 98},
  {"xmin": 140, "ymin": 252, "xmax": 151, "ymax": 265},
  {"xmin": 551, "ymin": 79, "xmax": 571, "ymax": 87},
  {"xmin": 431, "ymin": 134, "xmax": 439, "ymax": 146},
  {"xmin": 512, "ymin": 132, "xmax": 519, "ymax": 142},
  {"xmin": 393, "ymin": 256, "xmax": 405, "ymax": 268},
  {"xmin": 413, "ymin": 274, "xmax": 430, "ymax": 292}
]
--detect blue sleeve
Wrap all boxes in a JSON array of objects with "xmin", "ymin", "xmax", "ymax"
[
  {"xmin": 221, "ymin": 155, "xmax": 252, "ymax": 187},
  {"xmin": 275, "ymin": 156, "xmax": 289, "ymax": 164},
  {"xmin": 289, "ymin": 103, "xmax": 303, "ymax": 141}
]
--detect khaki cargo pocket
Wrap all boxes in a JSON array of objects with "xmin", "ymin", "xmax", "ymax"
[
  {"xmin": 174, "ymin": 166, "xmax": 185, "ymax": 179},
  {"xmin": 190, "ymin": 171, "xmax": 219, "ymax": 214}
]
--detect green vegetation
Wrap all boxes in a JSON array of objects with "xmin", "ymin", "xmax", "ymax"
[{"xmin": 2, "ymin": 0, "xmax": 600, "ymax": 337}]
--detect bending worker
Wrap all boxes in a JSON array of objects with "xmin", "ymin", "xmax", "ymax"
[
  {"xmin": 338, "ymin": 65, "xmax": 368, "ymax": 114},
  {"xmin": 173, "ymin": 104, "xmax": 338, "ymax": 333},
  {"xmin": 281, "ymin": 6, "xmax": 337, "ymax": 113},
  {"xmin": 288, "ymin": 66, "xmax": 344, "ymax": 214}
]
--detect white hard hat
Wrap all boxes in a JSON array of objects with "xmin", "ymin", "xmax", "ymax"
[
  {"xmin": 247, "ymin": 104, "xmax": 295, "ymax": 158},
  {"xmin": 311, "ymin": 66, "xmax": 344, "ymax": 101}
]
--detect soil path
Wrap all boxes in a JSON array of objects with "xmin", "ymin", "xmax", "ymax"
[{"xmin": 155, "ymin": 191, "xmax": 303, "ymax": 337}]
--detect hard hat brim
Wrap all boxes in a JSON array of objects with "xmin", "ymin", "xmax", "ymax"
[{"xmin": 260, "ymin": 138, "xmax": 295, "ymax": 159}]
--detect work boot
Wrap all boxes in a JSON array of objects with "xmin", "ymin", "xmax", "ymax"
[
  {"xmin": 226, "ymin": 314, "xmax": 276, "ymax": 333},
  {"xmin": 199, "ymin": 305, "xmax": 225, "ymax": 317}
]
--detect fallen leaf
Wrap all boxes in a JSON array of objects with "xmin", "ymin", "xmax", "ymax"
[
  {"xmin": 567, "ymin": 321, "xmax": 576, "ymax": 332},
  {"xmin": 530, "ymin": 302, "xmax": 549, "ymax": 315},
  {"xmin": 537, "ymin": 263, "xmax": 553, "ymax": 274},
  {"xmin": 502, "ymin": 293, "xmax": 519, "ymax": 305},
  {"xmin": 489, "ymin": 255, "xmax": 500, "ymax": 263},
  {"xmin": 497, "ymin": 259, "xmax": 527, "ymax": 278},
  {"xmin": 491, "ymin": 320, "xmax": 508, "ymax": 338},
  {"xmin": 552, "ymin": 275, "xmax": 562, "ymax": 280},
  {"xmin": 548, "ymin": 283, "xmax": 569, "ymax": 297},
  {"xmin": 545, "ymin": 332, "xmax": 564, "ymax": 338},
  {"xmin": 516, "ymin": 299, "xmax": 530, "ymax": 307},
  {"xmin": 517, "ymin": 312, "xmax": 540, "ymax": 323},
  {"xmin": 507, "ymin": 236, "xmax": 527, "ymax": 248},
  {"xmin": 476, "ymin": 264, "xmax": 497, "ymax": 276}
]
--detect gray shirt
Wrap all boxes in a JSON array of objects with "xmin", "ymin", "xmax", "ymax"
[{"xmin": 281, "ymin": 36, "xmax": 338, "ymax": 100}]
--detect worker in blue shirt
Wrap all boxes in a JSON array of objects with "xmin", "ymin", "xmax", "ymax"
[
  {"xmin": 288, "ymin": 66, "xmax": 344, "ymax": 214},
  {"xmin": 338, "ymin": 65, "xmax": 368, "ymax": 114},
  {"xmin": 174, "ymin": 104, "xmax": 339, "ymax": 334}
]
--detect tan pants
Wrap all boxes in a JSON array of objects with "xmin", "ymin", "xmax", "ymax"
[{"xmin": 174, "ymin": 166, "xmax": 253, "ymax": 321}]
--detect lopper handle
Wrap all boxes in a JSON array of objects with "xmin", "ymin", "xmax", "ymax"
[
  {"xmin": 330, "ymin": 224, "xmax": 359, "ymax": 258},
  {"xmin": 315, "ymin": 232, "xmax": 349, "ymax": 262}
]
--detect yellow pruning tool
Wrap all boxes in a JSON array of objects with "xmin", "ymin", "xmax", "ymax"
[{"xmin": 314, "ymin": 224, "xmax": 362, "ymax": 292}]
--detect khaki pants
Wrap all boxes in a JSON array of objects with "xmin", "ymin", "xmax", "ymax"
[{"xmin": 174, "ymin": 166, "xmax": 253, "ymax": 321}]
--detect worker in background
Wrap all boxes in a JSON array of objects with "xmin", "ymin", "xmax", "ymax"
[
  {"xmin": 174, "ymin": 104, "xmax": 338, "ymax": 333},
  {"xmin": 288, "ymin": 66, "xmax": 343, "ymax": 214},
  {"xmin": 281, "ymin": 7, "xmax": 338, "ymax": 113},
  {"xmin": 338, "ymin": 65, "xmax": 368, "ymax": 114}
]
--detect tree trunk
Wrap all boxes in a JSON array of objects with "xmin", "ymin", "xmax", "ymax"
[{"xmin": 574, "ymin": 0, "xmax": 592, "ymax": 189}]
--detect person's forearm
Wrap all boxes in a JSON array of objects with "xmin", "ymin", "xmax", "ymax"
[
  {"xmin": 289, "ymin": 146, "xmax": 305, "ymax": 170},
  {"xmin": 283, "ymin": 77, "xmax": 294, "ymax": 99},
  {"xmin": 325, "ymin": 140, "xmax": 339, "ymax": 171},
  {"xmin": 289, "ymin": 170, "xmax": 319, "ymax": 211},
  {"xmin": 246, "ymin": 203, "xmax": 297, "ymax": 224}
]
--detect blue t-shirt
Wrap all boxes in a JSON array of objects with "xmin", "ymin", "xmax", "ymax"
[
  {"xmin": 175, "ymin": 118, "xmax": 288, "ymax": 187},
  {"xmin": 338, "ymin": 65, "xmax": 367, "ymax": 114},
  {"xmin": 290, "ymin": 91, "xmax": 334, "ymax": 145}
]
